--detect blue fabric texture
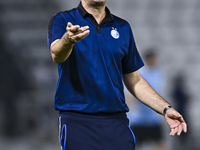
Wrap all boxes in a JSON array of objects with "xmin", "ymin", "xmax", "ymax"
[
  {"xmin": 47, "ymin": 3, "xmax": 144, "ymax": 113},
  {"xmin": 59, "ymin": 112, "xmax": 136, "ymax": 150}
]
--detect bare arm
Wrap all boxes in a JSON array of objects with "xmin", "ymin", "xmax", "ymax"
[
  {"xmin": 123, "ymin": 70, "xmax": 169, "ymax": 114},
  {"xmin": 123, "ymin": 70, "xmax": 187, "ymax": 136},
  {"xmin": 50, "ymin": 22, "xmax": 90, "ymax": 63}
]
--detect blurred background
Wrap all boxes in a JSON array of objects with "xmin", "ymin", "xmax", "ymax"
[{"xmin": 0, "ymin": 0, "xmax": 199, "ymax": 150}]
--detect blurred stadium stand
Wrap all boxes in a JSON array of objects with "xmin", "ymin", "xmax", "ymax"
[
  {"xmin": 0, "ymin": 0, "xmax": 60, "ymax": 149},
  {"xmin": 0, "ymin": 0, "xmax": 199, "ymax": 150}
]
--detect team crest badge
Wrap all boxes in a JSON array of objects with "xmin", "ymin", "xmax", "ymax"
[{"xmin": 111, "ymin": 27, "xmax": 120, "ymax": 39}]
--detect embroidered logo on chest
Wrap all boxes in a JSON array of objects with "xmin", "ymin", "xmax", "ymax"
[{"xmin": 111, "ymin": 27, "xmax": 120, "ymax": 39}]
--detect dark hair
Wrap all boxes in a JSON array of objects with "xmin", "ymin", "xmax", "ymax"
[{"xmin": 143, "ymin": 48, "xmax": 157, "ymax": 61}]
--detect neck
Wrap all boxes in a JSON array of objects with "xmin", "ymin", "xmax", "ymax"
[{"xmin": 82, "ymin": 1, "xmax": 106, "ymax": 24}]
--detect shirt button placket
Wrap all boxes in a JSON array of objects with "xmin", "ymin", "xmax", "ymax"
[{"xmin": 97, "ymin": 26, "xmax": 101, "ymax": 33}]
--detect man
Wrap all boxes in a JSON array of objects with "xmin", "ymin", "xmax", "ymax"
[{"xmin": 47, "ymin": 0, "xmax": 187, "ymax": 150}]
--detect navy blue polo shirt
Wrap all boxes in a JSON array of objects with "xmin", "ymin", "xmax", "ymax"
[{"xmin": 47, "ymin": 3, "xmax": 144, "ymax": 113}]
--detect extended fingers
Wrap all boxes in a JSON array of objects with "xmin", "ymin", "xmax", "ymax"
[
  {"xmin": 177, "ymin": 124, "xmax": 183, "ymax": 136},
  {"xmin": 77, "ymin": 26, "xmax": 90, "ymax": 32},
  {"xmin": 75, "ymin": 29, "xmax": 90, "ymax": 40},
  {"xmin": 182, "ymin": 122, "xmax": 187, "ymax": 133},
  {"xmin": 170, "ymin": 127, "xmax": 178, "ymax": 136},
  {"xmin": 170, "ymin": 122, "xmax": 187, "ymax": 136},
  {"xmin": 65, "ymin": 22, "xmax": 90, "ymax": 43},
  {"xmin": 67, "ymin": 23, "xmax": 80, "ymax": 33},
  {"xmin": 67, "ymin": 22, "xmax": 89, "ymax": 33},
  {"xmin": 177, "ymin": 115, "xmax": 187, "ymax": 134},
  {"xmin": 165, "ymin": 108, "xmax": 188, "ymax": 136},
  {"xmin": 70, "ymin": 26, "xmax": 90, "ymax": 35},
  {"xmin": 70, "ymin": 29, "xmax": 90, "ymax": 43},
  {"xmin": 170, "ymin": 126, "xmax": 182, "ymax": 136}
]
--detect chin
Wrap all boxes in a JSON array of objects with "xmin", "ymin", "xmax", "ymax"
[
  {"xmin": 93, "ymin": 0, "xmax": 106, "ymax": 3},
  {"xmin": 94, "ymin": 0, "xmax": 105, "ymax": 1}
]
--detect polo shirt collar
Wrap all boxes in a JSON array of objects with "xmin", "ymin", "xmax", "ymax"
[{"xmin": 78, "ymin": 2, "xmax": 114, "ymax": 23}]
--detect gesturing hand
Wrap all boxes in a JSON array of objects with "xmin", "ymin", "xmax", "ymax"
[
  {"xmin": 63, "ymin": 22, "xmax": 90, "ymax": 44},
  {"xmin": 164, "ymin": 108, "xmax": 187, "ymax": 136}
]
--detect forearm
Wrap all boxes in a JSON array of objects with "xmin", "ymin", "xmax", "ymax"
[
  {"xmin": 123, "ymin": 71, "xmax": 170, "ymax": 115},
  {"xmin": 133, "ymin": 77, "xmax": 170, "ymax": 114},
  {"xmin": 50, "ymin": 35, "xmax": 74, "ymax": 63}
]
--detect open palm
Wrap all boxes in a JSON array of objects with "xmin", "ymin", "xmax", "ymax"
[{"xmin": 164, "ymin": 108, "xmax": 187, "ymax": 136}]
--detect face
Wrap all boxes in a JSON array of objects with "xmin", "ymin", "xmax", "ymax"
[
  {"xmin": 93, "ymin": 0, "xmax": 106, "ymax": 2},
  {"xmin": 82, "ymin": 0, "xmax": 107, "ymax": 7}
]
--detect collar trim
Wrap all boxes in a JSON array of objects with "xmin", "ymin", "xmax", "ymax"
[{"xmin": 78, "ymin": 2, "xmax": 114, "ymax": 23}]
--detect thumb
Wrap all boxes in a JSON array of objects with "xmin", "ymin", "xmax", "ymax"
[
  {"xmin": 170, "ymin": 111, "xmax": 185, "ymax": 123},
  {"xmin": 173, "ymin": 113, "xmax": 182, "ymax": 118},
  {"xmin": 173, "ymin": 112, "xmax": 183, "ymax": 120}
]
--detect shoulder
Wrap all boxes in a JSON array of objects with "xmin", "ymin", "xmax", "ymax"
[
  {"xmin": 112, "ymin": 14, "xmax": 131, "ymax": 28},
  {"xmin": 111, "ymin": 14, "xmax": 134, "ymax": 38},
  {"xmin": 49, "ymin": 7, "xmax": 78, "ymax": 22}
]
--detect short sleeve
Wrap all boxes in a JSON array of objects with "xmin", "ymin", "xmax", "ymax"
[
  {"xmin": 47, "ymin": 13, "xmax": 67, "ymax": 49},
  {"xmin": 122, "ymin": 27, "xmax": 144, "ymax": 74}
]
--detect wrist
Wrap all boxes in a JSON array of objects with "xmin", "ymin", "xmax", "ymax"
[
  {"xmin": 62, "ymin": 36, "xmax": 75, "ymax": 45},
  {"xmin": 163, "ymin": 106, "xmax": 172, "ymax": 116}
]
